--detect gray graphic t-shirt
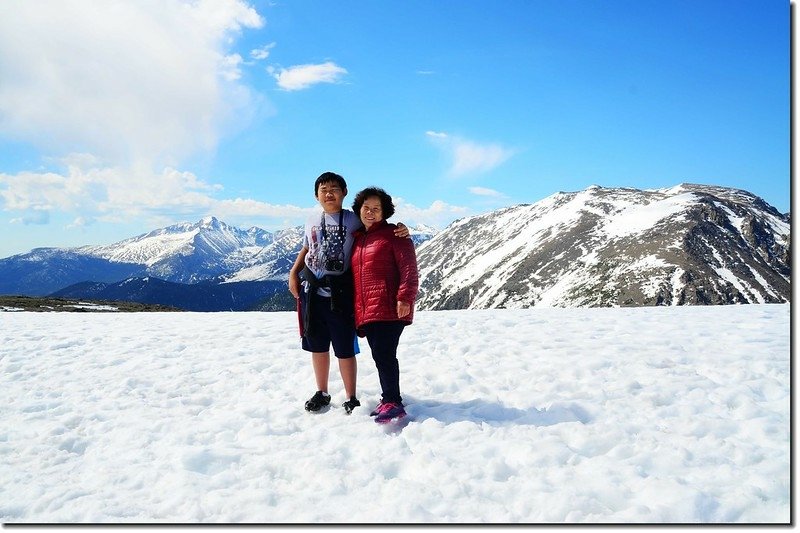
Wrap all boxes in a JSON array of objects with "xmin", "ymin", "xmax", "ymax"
[{"xmin": 303, "ymin": 209, "xmax": 362, "ymax": 296}]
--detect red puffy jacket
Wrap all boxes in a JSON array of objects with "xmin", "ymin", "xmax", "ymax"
[{"xmin": 351, "ymin": 220, "xmax": 419, "ymax": 329}]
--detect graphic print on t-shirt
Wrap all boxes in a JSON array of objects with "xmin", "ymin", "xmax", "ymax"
[
  {"xmin": 309, "ymin": 214, "xmax": 346, "ymax": 275},
  {"xmin": 303, "ymin": 210, "xmax": 360, "ymax": 286}
]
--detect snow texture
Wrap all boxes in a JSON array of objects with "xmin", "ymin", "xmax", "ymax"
[{"xmin": 0, "ymin": 304, "xmax": 789, "ymax": 523}]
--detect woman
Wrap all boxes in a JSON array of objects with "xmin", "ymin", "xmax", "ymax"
[{"xmin": 350, "ymin": 187, "xmax": 419, "ymax": 423}]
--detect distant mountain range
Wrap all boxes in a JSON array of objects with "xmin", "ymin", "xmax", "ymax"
[
  {"xmin": 0, "ymin": 216, "xmax": 436, "ymax": 311},
  {"xmin": 415, "ymin": 183, "xmax": 790, "ymax": 309},
  {"xmin": 0, "ymin": 183, "xmax": 790, "ymax": 311}
]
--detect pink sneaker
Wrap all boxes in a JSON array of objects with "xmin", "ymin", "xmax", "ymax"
[
  {"xmin": 374, "ymin": 403, "xmax": 406, "ymax": 423},
  {"xmin": 369, "ymin": 401, "xmax": 389, "ymax": 417}
]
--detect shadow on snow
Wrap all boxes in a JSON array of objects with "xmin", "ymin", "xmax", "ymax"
[{"xmin": 403, "ymin": 396, "xmax": 593, "ymax": 428}]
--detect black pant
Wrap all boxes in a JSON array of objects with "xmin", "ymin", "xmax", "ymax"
[{"xmin": 361, "ymin": 321, "xmax": 405, "ymax": 404}]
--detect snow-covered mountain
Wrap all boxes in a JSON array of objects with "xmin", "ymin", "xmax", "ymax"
[
  {"xmin": 415, "ymin": 184, "xmax": 790, "ymax": 309},
  {"xmin": 220, "ymin": 226, "xmax": 305, "ymax": 283},
  {"xmin": 0, "ymin": 216, "xmax": 275, "ymax": 295},
  {"xmin": 409, "ymin": 223, "xmax": 440, "ymax": 247},
  {"xmin": 81, "ymin": 216, "xmax": 274, "ymax": 283},
  {"xmin": 0, "ymin": 216, "xmax": 437, "ymax": 300}
]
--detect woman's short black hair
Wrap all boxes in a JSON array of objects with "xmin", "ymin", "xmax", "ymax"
[
  {"xmin": 314, "ymin": 171, "xmax": 347, "ymax": 196},
  {"xmin": 352, "ymin": 187, "xmax": 395, "ymax": 220}
]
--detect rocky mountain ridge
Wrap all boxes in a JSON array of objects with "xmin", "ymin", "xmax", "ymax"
[{"xmin": 414, "ymin": 183, "xmax": 790, "ymax": 309}]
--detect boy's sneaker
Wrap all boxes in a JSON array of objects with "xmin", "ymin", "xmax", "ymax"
[
  {"xmin": 374, "ymin": 402, "xmax": 406, "ymax": 423},
  {"xmin": 342, "ymin": 397, "xmax": 361, "ymax": 415},
  {"xmin": 304, "ymin": 391, "xmax": 331, "ymax": 412}
]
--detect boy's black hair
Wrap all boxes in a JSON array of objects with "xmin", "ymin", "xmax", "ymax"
[
  {"xmin": 314, "ymin": 172, "xmax": 347, "ymax": 196},
  {"xmin": 352, "ymin": 187, "xmax": 396, "ymax": 220}
]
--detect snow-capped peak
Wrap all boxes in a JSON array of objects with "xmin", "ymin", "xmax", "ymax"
[
  {"xmin": 410, "ymin": 223, "xmax": 440, "ymax": 235},
  {"xmin": 80, "ymin": 217, "xmax": 273, "ymax": 272},
  {"xmin": 198, "ymin": 216, "xmax": 223, "ymax": 230}
]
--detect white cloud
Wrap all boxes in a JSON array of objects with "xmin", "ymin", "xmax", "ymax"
[
  {"xmin": 426, "ymin": 131, "xmax": 515, "ymax": 177},
  {"xmin": 0, "ymin": 158, "xmax": 323, "ymax": 232},
  {"xmin": 0, "ymin": 171, "xmax": 74, "ymax": 212},
  {"xmin": 0, "ymin": 0, "xmax": 273, "ymax": 228},
  {"xmin": 66, "ymin": 216, "xmax": 91, "ymax": 229},
  {"xmin": 469, "ymin": 186, "xmax": 506, "ymax": 198},
  {"xmin": 271, "ymin": 62, "xmax": 348, "ymax": 91},
  {"xmin": 393, "ymin": 198, "xmax": 469, "ymax": 231},
  {"xmin": 221, "ymin": 53, "xmax": 245, "ymax": 81},
  {"xmin": 191, "ymin": 0, "xmax": 264, "ymax": 33},
  {"xmin": 251, "ymin": 42, "xmax": 276, "ymax": 60},
  {"xmin": 452, "ymin": 141, "xmax": 514, "ymax": 175},
  {"xmin": 213, "ymin": 197, "xmax": 319, "ymax": 220},
  {"xmin": 0, "ymin": 0, "xmax": 264, "ymax": 168},
  {"xmin": 0, "ymin": 163, "xmax": 217, "ymax": 217}
]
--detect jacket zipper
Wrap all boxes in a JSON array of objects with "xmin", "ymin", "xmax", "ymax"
[{"xmin": 358, "ymin": 232, "xmax": 368, "ymax": 320}]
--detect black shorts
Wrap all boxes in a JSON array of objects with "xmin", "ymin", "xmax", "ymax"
[{"xmin": 300, "ymin": 289, "xmax": 359, "ymax": 359}]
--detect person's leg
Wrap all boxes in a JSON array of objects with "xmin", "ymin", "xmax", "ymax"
[
  {"xmin": 312, "ymin": 351, "xmax": 330, "ymax": 392},
  {"xmin": 301, "ymin": 291, "xmax": 333, "ymax": 410},
  {"xmin": 328, "ymin": 305, "xmax": 359, "ymax": 401},
  {"xmin": 364, "ymin": 322, "xmax": 405, "ymax": 404},
  {"xmin": 338, "ymin": 355, "xmax": 357, "ymax": 399},
  {"xmin": 304, "ymin": 350, "xmax": 332, "ymax": 411}
]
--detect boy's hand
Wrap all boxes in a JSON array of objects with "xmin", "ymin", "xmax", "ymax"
[
  {"xmin": 289, "ymin": 247, "xmax": 308, "ymax": 299},
  {"xmin": 288, "ymin": 272, "xmax": 301, "ymax": 299},
  {"xmin": 394, "ymin": 222, "xmax": 410, "ymax": 238}
]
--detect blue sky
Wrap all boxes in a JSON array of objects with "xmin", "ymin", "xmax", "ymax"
[{"xmin": 0, "ymin": 0, "xmax": 790, "ymax": 258}]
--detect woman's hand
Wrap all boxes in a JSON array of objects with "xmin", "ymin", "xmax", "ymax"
[{"xmin": 397, "ymin": 301, "xmax": 411, "ymax": 318}]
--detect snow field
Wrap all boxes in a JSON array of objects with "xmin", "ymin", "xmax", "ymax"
[{"xmin": 0, "ymin": 304, "xmax": 789, "ymax": 523}]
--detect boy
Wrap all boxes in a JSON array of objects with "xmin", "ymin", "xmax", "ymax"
[{"xmin": 288, "ymin": 172, "xmax": 407, "ymax": 414}]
